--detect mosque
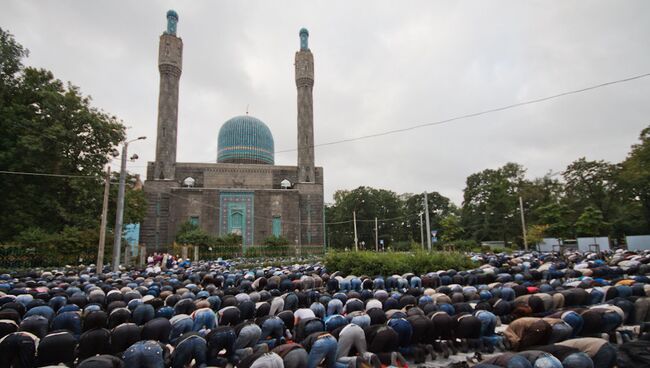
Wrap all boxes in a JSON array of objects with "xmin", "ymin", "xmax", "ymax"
[{"xmin": 140, "ymin": 10, "xmax": 324, "ymax": 250}]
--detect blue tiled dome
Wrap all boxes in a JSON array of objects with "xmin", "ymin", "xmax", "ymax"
[{"xmin": 217, "ymin": 115, "xmax": 275, "ymax": 164}]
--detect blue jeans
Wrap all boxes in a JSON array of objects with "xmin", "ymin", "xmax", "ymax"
[
  {"xmin": 476, "ymin": 310, "xmax": 501, "ymax": 347},
  {"xmin": 171, "ymin": 335, "xmax": 207, "ymax": 368},
  {"xmin": 207, "ymin": 328, "xmax": 236, "ymax": 366},
  {"xmin": 592, "ymin": 343, "xmax": 616, "ymax": 368},
  {"xmin": 307, "ymin": 335, "xmax": 343, "ymax": 368},
  {"xmin": 410, "ymin": 276, "xmax": 422, "ymax": 289},
  {"xmin": 387, "ymin": 318, "xmax": 412, "ymax": 347},
  {"xmin": 24, "ymin": 305, "xmax": 55, "ymax": 322},
  {"xmin": 373, "ymin": 278, "xmax": 385, "ymax": 290},
  {"xmin": 52, "ymin": 312, "xmax": 81, "ymax": 340},
  {"xmin": 533, "ymin": 353, "xmax": 563, "ymax": 368},
  {"xmin": 600, "ymin": 311, "xmax": 622, "ymax": 333},
  {"xmin": 133, "ymin": 304, "xmax": 155, "ymax": 326},
  {"xmin": 500, "ymin": 287, "xmax": 515, "ymax": 301},
  {"xmin": 259, "ymin": 317, "xmax": 285, "ymax": 347},
  {"xmin": 170, "ymin": 317, "xmax": 193, "ymax": 344},
  {"xmin": 506, "ymin": 355, "xmax": 533, "ymax": 368},
  {"xmin": 123, "ymin": 340, "xmax": 166, "ymax": 368},
  {"xmin": 193, "ymin": 309, "xmax": 217, "ymax": 331},
  {"xmin": 590, "ymin": 289, "xmax": 605, "ymax": 305},
  {"xmin": 351, "ymin": 278, "xmax": 362, "ymax": 291},
  {"xmin": 549, "ymin": 322, "xmax": 573, "ymax": 343},
  {"xmin": 561, "ymin": 311, "xmax": 584, "ymax": 337},
  {"xmin": 339, "ymin": 280, "xmax": 351, "ymax": 292},
  {"xmin": 562, "ymin": 352, "xmax": 594, "ymax": 368},
  {"xmin": 325, "ymin": 315, "xmax": 348, "ymax": 332}
]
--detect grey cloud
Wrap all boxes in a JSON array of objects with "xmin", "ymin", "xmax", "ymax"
[{"xmin": 2, "ymin": 0, "xmax": 650, "ymax": 205}]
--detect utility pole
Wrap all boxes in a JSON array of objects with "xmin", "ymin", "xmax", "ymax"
[
  {"xmin": 519, "ymin": 196, "xmax": 528, "ymax": 251},
  {"xmin": 112, "ymin": 143, "xmax": 128, "ymax": 272},
  {"xmin": 113, "ymin": 136, "xmax": 146, "ymax": 273},
  {"xmin": 96, "ymin": 166, "xmax": 111, "ymax": 274},
  {"xmin": 374, "ymin": 217, "xmax": 379, "ymax": 252},
  {"xmin": 353, "ymin": 210, "xmax": 359, "ymax": 252},
  {"xmin": 419, "ymin": 212, "xmax": 425, "ymax": 250},
  {"xmin": 423, "ymin": 192, "xmax": 432, "ymax": 252}
]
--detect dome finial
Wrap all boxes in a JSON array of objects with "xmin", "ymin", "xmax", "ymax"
[
  {"xmin": 165, "ymin": 10, "xmax": 179, "ymax": 35},
  {"xmin": 299, "ymin": 27, "xmax": 309, "ymax": 50}
]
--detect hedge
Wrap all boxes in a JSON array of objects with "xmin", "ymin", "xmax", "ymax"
[{"xmin": 324, "ymin": 251, "xmax": 475, "ymax": 276}]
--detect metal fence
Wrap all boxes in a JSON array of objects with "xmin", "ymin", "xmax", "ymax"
[{"xmin": 0, "ymin": 243, "xmax": 326, "ymax": 270}]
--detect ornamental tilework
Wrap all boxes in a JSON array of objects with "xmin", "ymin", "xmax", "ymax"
[{"xmin": 219, "ymin": 192, "xmax": 255, "ymax": 246}]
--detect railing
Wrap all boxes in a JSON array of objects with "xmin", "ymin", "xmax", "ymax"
[
  {"xmin": 0, "ymin": 245, "xmax": 97, "ymax": 270},
  {"xmin": 197, "ymin": 244, "xmax": 325, "ymax": 260},
  {"xmin": 0, "ymin": 243, "xmax": 326, "ymax": 270}
]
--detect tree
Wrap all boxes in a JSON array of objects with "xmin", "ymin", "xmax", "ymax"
[
  {"xmin": 175, "ymin": 220, "xmax": 211, "ymax": 247},
  {"xmin": 0, "ymin": 27, "xmax": 126, "ymax": 241},
  {"xmin": 526, "ymin": 224, "xmax": 549, "ymax": 248},
  {"xmin": 563, "ymin": 158, "xmax": 620, "ymax": 224},
  {"xmin": 536, "ymin": 203, "xmax": 573, "ymax": 242},
  {"xmin": 575, "ymin": 206, "xmax": 609, "ymax": 237},
  {"xmin": 439, "ymin": 214, "xmax": 464, "ymax": 243},
  {"xmin": 403, "ymin": 192, "xmax": 456, "ymax": 244},
  {"xmin": 107, "ymin": 173, "xmax": 147, "ymax": 227},
  {"xmin": 619, "ymin": 126, "xmax": 650, "ymax": 232},
  {"xmin": 326, "ymin": 186, "xmax": 405, "ymax": 249},
  {"xmin": 461, "ymin": 162, "xmax": 525, "ymax": 246}
]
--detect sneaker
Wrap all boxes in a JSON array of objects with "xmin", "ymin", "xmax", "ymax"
[
  {"xmin": 425, "ymin": 343, "xmax": 437, "ymax": 361},
  {"xmin": 436, "ymin": 341, "xmax": 450, "ymax": 359},
  {"xmin": 391, "ymin": 352, "xmax": 408, "ymax": 367},
  {"xmin": 448, "ymin": 340, "xmax": 459, "ymax": 355},
  {"xmin": 460, "ymin": 339, "xmax": 469, "ymax": 354}
]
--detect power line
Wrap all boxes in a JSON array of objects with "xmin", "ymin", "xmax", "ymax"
[
  {"xmin": 0, "ymin": 170, "xmax": 103, "ymax": 180},
  {"xmin": 0, "ymin": 170, "xmax": 121, "ymax": 185},
  {"xmin": 274, "ymin": 71, "xmax": 650, "ymax": 153}
]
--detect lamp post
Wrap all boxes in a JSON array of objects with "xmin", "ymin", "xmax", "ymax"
[{"xmin": 112, "ymin": 136, "xmax": 146, "ymax": 272}]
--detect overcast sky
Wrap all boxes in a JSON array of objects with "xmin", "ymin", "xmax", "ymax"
[{"xmin": 2, "ymin": 1, "xmax": 650, "ymax": 205}]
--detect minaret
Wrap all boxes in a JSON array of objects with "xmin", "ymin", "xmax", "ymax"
[
  {"xmin": 154, "ymin": 10, "xmax": 183, "ymax": 180},
  {"xmin": 295, "ymin": 28, "xmax": 315, "ymax": 183}
]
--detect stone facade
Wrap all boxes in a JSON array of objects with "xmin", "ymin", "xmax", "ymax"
[
  {"xmin": 142, "ymin": 162, "xmax": 323, "ymax": 250},
  {"xmin": 295, "ymin": 49, "xmax": 315, "ymax": 184},
  {"xmin": 154, "ymin": 33, "xmax": 182, "ymax": 180}
]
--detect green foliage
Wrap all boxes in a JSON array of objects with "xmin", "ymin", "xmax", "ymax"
[
  {"xmin": 326, "ymin": 186, "xmax": 407, "ymax": 249},
  {"xmin": 563, "ymin": 158, "xmax": 621, "ymax": 222},
  {"xmin": 0, "ymin": 27, "xmax": 127, "ymax": 241},
  {"xmin": 263, "ymin": 235, "xmax": 290, "ymax": 247},
  {"xmin": 4, "ymin": 226, "xmax": 106, "ymax": 268},
  {"xmin": 439, "ymin": 214, "xmax": 464, "ymax": 243},
  {"xmin": 403, "ymin": 192, "xmax": 458, "ymax": 244},
  {"xmin": 575, "ymin": 206, "xmax": 610, "ymax": 237},
  {"xmin": 461, "ymin": 163, "xmax": 525, "ymax": 245},
  {"xmin": 526, "ymin": 224, "xmax": 549, "ymax": 246},
  {"xmin": 107, "ymin": 173, "xmax": 147, "ymax": 227},
  {"xmin": 325, "ymin": 251, "xmax": 475, "ymax": 276},
  {"xmin": 535, "ymin": 203, "xmax": 574, "ymax": 241},
  {"xmin": 620, "ymin": 126, "xmax": 650, "ymax": 232},
  {"xmin": 243, "ymin": 245, "xmax": 290, "ymax": 258}
]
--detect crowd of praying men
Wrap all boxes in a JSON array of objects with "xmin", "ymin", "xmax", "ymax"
[{"xmin": 1, "ymin": 249, "xmax": 650, "ymax": 368}]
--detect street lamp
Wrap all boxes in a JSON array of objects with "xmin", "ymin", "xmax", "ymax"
[{"xmin": 112, "ymin": 136, "xmax": 146, "ymax": 272}]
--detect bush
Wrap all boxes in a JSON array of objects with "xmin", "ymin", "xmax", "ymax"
[
  {"xmin": 3, "ymin": 226, "xmax": 104, "ymax": 268},
  {"xmin": 263, "ymin": 235, "xmax": 290, "ymax": 247},
  {"xmin": 324, "ymin": 251, "xmax": 475, "ymax": 276}
]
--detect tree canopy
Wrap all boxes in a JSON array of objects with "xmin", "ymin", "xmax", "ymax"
[{"xmin": 0, "ymin": 27, "xmax": 135, "ymax": 243}]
